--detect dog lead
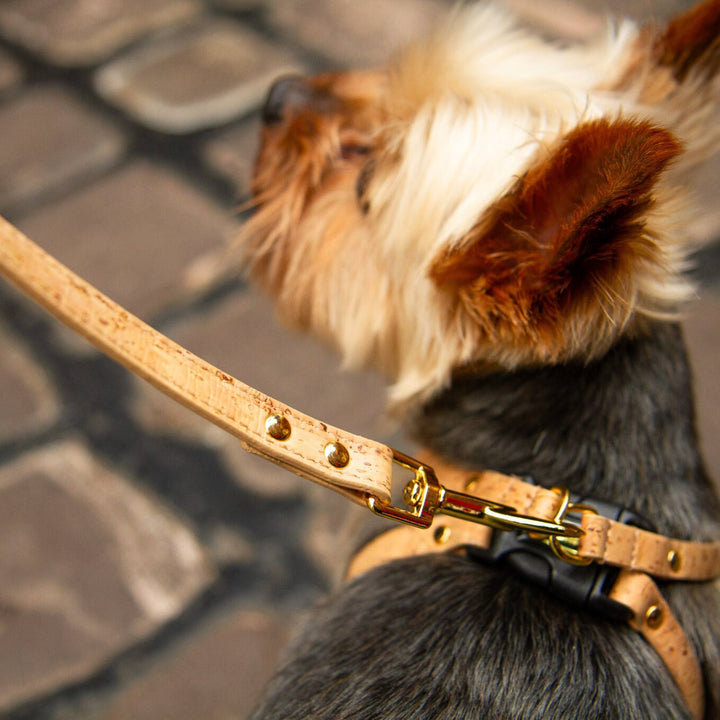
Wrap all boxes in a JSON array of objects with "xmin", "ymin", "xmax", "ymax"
[{"xmin": 0, "ymin": 215, "xmax": 716, "ymax": 718}]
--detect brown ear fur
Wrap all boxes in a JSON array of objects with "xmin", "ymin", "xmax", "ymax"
[
  {"xmin": 654, "ymin": 0, "xmax": 720, "ymax": 81},
  {"xmin": 431, "ymin": 118, "xmax": 682, "ymax": 358}
]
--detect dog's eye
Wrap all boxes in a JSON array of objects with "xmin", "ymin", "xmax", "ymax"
[
  {"xmin": 356, "ymin": 161, "xmax": 374, "ymax": 215},
  {"xmin": 341, "ymin": 144, "xmax": 371, "ymax": 160}
]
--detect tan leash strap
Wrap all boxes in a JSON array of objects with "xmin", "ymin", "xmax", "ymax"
[
  {"xmin": 0, "ymin": 215, "xmax": 713, "ymax": 719},
  {"xmin": 0, "ymin": 215, "xmax": 393, "ymax": 505}
]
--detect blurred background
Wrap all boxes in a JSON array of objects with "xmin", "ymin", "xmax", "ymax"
[{"xmin": 0, "ymin": 1, "xmax": 717, "ymax": 718}]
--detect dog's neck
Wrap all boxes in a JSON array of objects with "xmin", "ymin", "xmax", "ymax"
[{"xmin": 412, "ymin": 322, "xmax": 720, "ymax": 541}]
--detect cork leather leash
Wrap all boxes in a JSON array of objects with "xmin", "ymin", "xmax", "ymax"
[{"xmin": 0, "ymin": 214, "xmax": 717, "ymax": 718}]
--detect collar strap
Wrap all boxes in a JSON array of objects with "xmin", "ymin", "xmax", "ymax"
[
  {"xmin": 0, "ymin": 217, "xmax": 714, "ymax": 720},
  {"xmin": 349, "ymin": 453, "xmax": 712, "ymax": 719}
]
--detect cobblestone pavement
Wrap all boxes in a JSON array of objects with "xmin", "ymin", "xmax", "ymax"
[{"xmin": 0, "ymin": 1, "xmax": 717, "ymax": 718}]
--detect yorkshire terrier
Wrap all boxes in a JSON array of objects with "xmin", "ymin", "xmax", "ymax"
[{"xmin": 240, "ymin": 2, "xmax": 720, "ymax": 718}]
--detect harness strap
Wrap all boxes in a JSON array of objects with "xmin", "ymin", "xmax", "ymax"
[
  {"xmin": 426, "ymin": 462, "xmax": 720, "ymax": 579},
  {"xmin": 349, "ymin": 454, "xmax": 710, "ymax": 719},
  {"xmin": 610, "ymin": 570, "xmax": 704, "ymax": 720}
]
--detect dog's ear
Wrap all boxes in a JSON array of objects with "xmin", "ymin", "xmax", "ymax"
[
  {"xmin": 654, "ymin": 0, "xmax": 720, "ymax": 82},
  {"xmin": 430, "ymin": 118, "xmax": 682, "ymax": 359}
]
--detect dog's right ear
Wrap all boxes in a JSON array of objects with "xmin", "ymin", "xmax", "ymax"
[{"xmin": 430, "ymin": 117, "xmax": 682, "ymax": 364}]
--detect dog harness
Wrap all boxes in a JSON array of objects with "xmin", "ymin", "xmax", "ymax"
[{"xmin": 0, "ymin": 215, "xmax": 717, "ymax": 719}]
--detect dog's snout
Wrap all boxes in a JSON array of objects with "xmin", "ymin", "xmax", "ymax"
[{"xmin": 262, "ymin": 75, "xmax": 315, "ymax": 126}]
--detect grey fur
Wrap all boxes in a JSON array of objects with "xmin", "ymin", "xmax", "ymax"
[{"xmin": 251, "ymin": 323, "xmax": 720, "ymax": 719}]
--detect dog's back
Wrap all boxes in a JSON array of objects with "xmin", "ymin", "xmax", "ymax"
[{"xmin": 244, "ymin": 3, "xmax": 720, "ymax": 717}]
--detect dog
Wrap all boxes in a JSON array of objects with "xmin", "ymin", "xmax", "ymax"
[{"xmin": 239, "ymin": 2, "xmax": 720, "ymax": 718}]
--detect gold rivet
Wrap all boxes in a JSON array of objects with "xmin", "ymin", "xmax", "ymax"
[
  {"xmin": 265, "ymin": 413, "xmax": 291, "ymax": 441},
  {"xmin": 403, "ymin": 481, "xmax": 424, "ymax": 507},
  {"xmin": 667, "ymin": 549, "xmax": 681, "ymax": 573},
  {"xmin": 325, "ymin": 441, "xmax": 350, "ymax": 468},
  {"xmin": 645, "ymin": 605, "xmax": 664, "ymax": 629},
  {"xmin": 434, "ymin": 526, "xmax": 452, "ymax": 545}
]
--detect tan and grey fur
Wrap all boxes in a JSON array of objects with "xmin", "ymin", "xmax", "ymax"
[{"xmin": 241, "ymin": 2, "xmax": 720, "ymax": 717}]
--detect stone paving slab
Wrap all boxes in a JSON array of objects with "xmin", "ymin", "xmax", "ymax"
[
  {"xmin": 0, "ymin": 321, "xmax": 59, "ymax": 443},
  {"xmin": 211, "ymin": 0, "xmax": 264, "ymax": 9},
  {"xmin": 684, "ymin": 294, "xmax": 720, "ymax": 485},
  {"xmin": 0, "ymin": 440, "xmax": 216, "ymax": 713},
  {"xmin": 95, "ymin": 20, "xmax": 301, "ymax": 134},
  {"xmin": 264, "ymin": 0, "xmax": 448, "ymax": 67},
  {"xmin": 0, "ymin": 0, "xmax": 202, "ymax": 67},
  {"xmin": 0, "ymin": 47, "xmax": 23, "ymax": 95},
  {"xmin": 14, "ymin": 160, "xmax": 238, "ymax": 321},
  {"xmin": 0, "ymin": 85, "xmax": 126, "ymax": 214},
  {"xmin": 94, "ymin": 610, "xmax": 289, "ymax": 720},
  {"xmin": 202, "ymin": 118, "xmax": 260, "ymax": 198}
]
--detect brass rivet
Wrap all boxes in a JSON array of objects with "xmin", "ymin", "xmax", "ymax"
[
  {"xmin": 403, "ymin": 481, "xmax": 423, "ymax": 507},
  {"xmin": 434, "ymin": 525, "xmax": 452, "ymax": 545},
  {"xmin": 325, "ymin": 441, "xmax": 350, "ymax": 468},
  {"xmin": 667, "ymin": 549, "xmax": 682, "ymax": 573},
  {"xmin": 265, "ymin": 413, "xmax": 291, "ymax": 441},
  {"xmin": 645, "ymin": 605, "xmax": 664, "ymax": 629}
]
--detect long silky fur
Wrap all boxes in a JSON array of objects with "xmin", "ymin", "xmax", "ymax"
[
  {"xmin": 252, "ymin": 324, "xmax": 720, "ymax": 719},
  {"xmin": 244, "ymin": 2, "xmax": 720, "ymax": 718}
]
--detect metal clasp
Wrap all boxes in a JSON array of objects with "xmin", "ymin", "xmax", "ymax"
[
  {"xmin": 542, "ymin": 488, "xmax": 597, "ymax": 566},
  {"xmin": 367, "ymin": 451, "xmax": 585, "ymax": 544}
]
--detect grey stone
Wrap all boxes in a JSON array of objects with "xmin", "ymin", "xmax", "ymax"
[
  {"xmin": 264, "ymin": 0, "xmax": 447, "ymax": 66},
  {"xmin": 0, "ymin": 321, "xmax": 59, "ymax": 442},
  {"xmin": 683, "ymin": 294, "xmax": 720, "ymax": 485},
  {"xmin": 0, "ymin": 85, "xmax": 126, "ymax": 213},
  {"xmin": 500, "ymin": 0, "xmax": 606, "ymax": 39},
  {"xmin": 131, "ymin": 291, "xmax": 390, "ymax": 499},
  {"xmin": 210, "ymin": 0, "xmax": 262, "ymax": 8},
  {"xmin": 95, "ymin": 610, "xmax": 289, "ymax": 720},
  {"xmin": 0, "ymin": 47, "xmax": 22, "ymax": 94},
  {"xmin": 0, "ymin": 0, "xmax": 202, "ymax": 67},
  {"xmin": 15, "ymin": 160, "xmax": 238, "ymax": 321},
  {"xmin": 202, "ymin": 119, "xmax": 260, "ymax": 198},
  {"xmin": 95, "ymin": 20, "xmax": 301, "ymax": 134},
  {"xmin": 0, "ymin": 441, "xmax": 215, "ymax": 712}
]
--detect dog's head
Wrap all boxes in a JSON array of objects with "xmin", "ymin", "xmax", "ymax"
[{"xmin": 240, "ymin": 2, "xmax": 720, "ymax": 405}]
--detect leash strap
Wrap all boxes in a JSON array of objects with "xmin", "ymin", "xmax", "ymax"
[
  {"xmin": 0, "ymin": 215, "xmax": 393, "ymax": 505},
  {"xmin": 0, "ymin": 215, "xmax": 715, "ymax": 719}
]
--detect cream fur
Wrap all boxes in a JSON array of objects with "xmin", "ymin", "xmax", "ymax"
[{"xmin": 241, "ymin": 3, "xmax": 720, "ymax": 407}]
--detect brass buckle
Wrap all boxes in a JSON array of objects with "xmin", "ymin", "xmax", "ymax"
[
  {"xmin": 367, "ymin": 451, "xmax": 585, "ymax": 544},
  {"xmin": 543, "ymin": 488, "xmax": 597, "ymax": 566}
]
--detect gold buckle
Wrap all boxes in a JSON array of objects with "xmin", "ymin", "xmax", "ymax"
[
  {"xmin": 543, "ymin": 488, "xmax": 597, "ymax": 566},
  {"xmin": 367, "ymin": 451, "xmax": 585, "ymax": 544}
]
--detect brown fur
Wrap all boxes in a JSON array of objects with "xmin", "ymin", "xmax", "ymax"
[
  {"xmin": 430, "ymin": 118, "xmax": 683, "ymax": 363},
  {"xmin": 655, "ymin": 0, "xmax": 720, "ymax": 81},
  {"xmin": 239, "ymin": 2, "xmax": 718, "ymax": 404},
  {"xmin": 243, "ymin": 2, "xmax": 720, "ymax": 718}
]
